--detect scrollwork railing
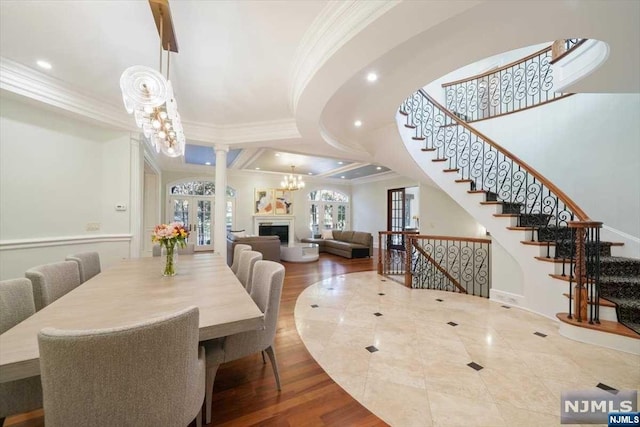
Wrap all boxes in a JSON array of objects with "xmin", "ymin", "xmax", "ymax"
[
  {"xmin": 378, "ymin": 231, "xmax": 419, "ymax": 285},
  {"xmin": 408, "ymin": 235, "xmax": 491, "ymax": 297},
  {"xmin": 442, "ymin": 46, "xmax": 570, "ymax": 122}
]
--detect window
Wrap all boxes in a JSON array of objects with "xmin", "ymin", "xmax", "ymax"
[{"xmin": 308, "ymin": 190, "xmax": 349, "ymax": 235}]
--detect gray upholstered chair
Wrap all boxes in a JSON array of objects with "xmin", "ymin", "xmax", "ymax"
[
  {"xmin": 65, "ymin": 251, "xmax": 101, "ymax": 283},
  {"xmin": 236, "ymin": 250, "xmax": 262, "ymax": 293},
  {"xmin": 25, "ymin": 261, "xmax": 81, "ymax": 311},
  {"xmin": 152, "ymin": 244, "xmax": 162, "ymax": 257},
  {"xmin": 152, "ymin": 243, "xmax": 195, "ymax": 257},
  {"xmin": 230, "ymin": 244, "xmax": 251, "ymax": 274},
  {"xmin": 0, "ymin": 279, "xmax": 43, "ymax": 426},
  {"xmin": 203, "ymin": 261, "xmax": 285, "ymax": 423},
  {"xmin": 37, "ymin": 306, "xmax": 205, "ymax": 427}
]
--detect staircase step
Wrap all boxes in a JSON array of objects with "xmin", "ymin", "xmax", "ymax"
[
  {"xmin": 421, "ymin": 148, "xmax": 436, "ymax": 152},
  {"xmin": 519, "ymin": 214, "xmax": 551, "ymax": 227},
  {"xmin": 432, "ymin": 158, "xmax": 447, "ymax": 162},
  {"xmin": 467, "ymin": 190, "xmax": 487, "ymax": 194},
  {"xmin": 507, "ymin": 226, "xmax": 539, "ymax": 231},
  {"xmin": 480, "ymin": 201, "xmax": 502, "ymax": 205},
  {"xmin": 599, "ymin": 275, "xmax": 640, "ymax": 299},
  {"xmin": 600, "ymin": 257, "xmax": 640, "ymax": 277},
  {"xmin": 538, "ymin": 226, "xmax": 573, "ymax": 242},
  {"xmin": 455, "ymin": 179, "xmax": 473, "ymax": 183},
  {"xmin": 523, "ymin": 241, "xmax": 556, "ymax": 246},
  {"xmin": 412, "ymin": 136, "xmax": 425, "ymax": 141},
  {"xmin": 556, "ymin": 240, "xmax": 613, "ymax": 258},
  {"xmin": 562, "ymin": 292, "xmax": 616, "ymax": 307},
  {"xmin": 494, "ymin": 214, "xmax": 519, "ymax": 218},
  {"xmin": 535, "ymin": 256, "xmax": 571, "ymax": 263},
  {"xmin": 556, "ymin": 313, "xmax": 640, "ymax": 339},
  {"xmin": 604, "ymin": 297, "xmax": 640, "ymax": 333},
  {"xmin": 443, "ymin": 168, "xmax": 459, "ymax": 173},
  {"xmin": 399, "ymin": 110, "xmax": 408, "ymax": 116},
  {"xmin": 501, "ymin": 203, "xmax": 523, "ymax": 214},
  {"xmin": 404, "ymin": 124, "xmax": 416, "ymax": 129}
]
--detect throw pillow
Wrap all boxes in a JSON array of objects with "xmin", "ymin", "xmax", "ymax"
[
  {"xmin": 230, "ymin": 230, "xmax": 246, "ymax": 238},
  {"xmin": 321, "ymin": 229, "xmax": 334, "ymax": 240}
]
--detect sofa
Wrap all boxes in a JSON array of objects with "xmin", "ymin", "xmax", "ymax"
[
  {"xmin": 301, "ymin": 230, "xmax": 372, "ymax": 259},
  {"xmin": 226, "ymin": 234, "xmax": 281, "ymax": 266}
]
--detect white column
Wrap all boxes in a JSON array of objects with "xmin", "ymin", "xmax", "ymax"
[{"xmin": 214, "ymin": 145, "xmax": 229, "ymax": 258}]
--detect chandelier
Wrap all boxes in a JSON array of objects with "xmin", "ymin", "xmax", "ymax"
[
  {"xmin": 119, "ymin": 1, "xmax": 185, "ymax": 158},
  {"xmin": 281, "ymin": 166, "xmax": 305, "ymax": 191}
]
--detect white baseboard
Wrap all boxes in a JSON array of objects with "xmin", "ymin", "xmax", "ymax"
[{"xmin": 489, "ymin": 289, "xmax": 525, "ymax": 308}]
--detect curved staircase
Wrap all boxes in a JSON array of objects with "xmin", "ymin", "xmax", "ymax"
[{"xmin": 395, "ymin": 42, "xmax": 639, "ymax": 352}]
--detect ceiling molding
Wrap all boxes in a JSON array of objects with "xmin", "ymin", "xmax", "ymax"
[
  {"xmin": 289, "ymin": 0, "xmax": 399, "ymax": 111},
  {"xmin": 0, "ymin": 57, "xmax": 133, "ymax": 130},
  {"xmin": 350, "ymin": 170, "xmax": 400, "ymax": 185},
  {"xmin": 315, "ymin": 161, "xmax": 368, "ymax": 178},
  {"xmin": 230, "ymin": 148, "xmax": 264, "ymax": 170},
  {"xmin": 182, "ymin": 118, "xmax": 301, "ymax": 145}
]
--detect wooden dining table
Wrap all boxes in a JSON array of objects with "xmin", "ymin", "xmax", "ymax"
[{"xmin": 0, "ymin": 253, "xmax": 264, "ymax": 383}]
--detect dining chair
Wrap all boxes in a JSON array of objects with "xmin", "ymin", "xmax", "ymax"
[
  {"xmin": 230, "ymin": 244, "xmax": 251, "ymax": 274},
  {"xmin": 25, "ymin": 261, "xmax": 81, "ymax": 311},
  {"xmin": 37, "ymin": 306, "xmax": 205, "ymax": 427},
  {"xmin": 0, "ymin": 278, "xmax": 43, "ymax": 426},
  {"xmin": 177, "ymin": 243, "xmax": 195, "ymax": 255},
  {"xmin": 152, "ymin": 244, "xmax": 161, "ymax": 257},
  {"xmin": 236, "ymin": 250, "xmax": 262, "ymax": 293},
  {"xmin": 65, "ymin": 251, "xmax": 101, "ymax": 283},
  {"xmin": 203, "ymin": 260, "xmax": 285, "ymax": 423}
]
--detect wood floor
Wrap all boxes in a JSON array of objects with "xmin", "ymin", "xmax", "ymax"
[{"xmin": 5, "ymin": 253, "xmax": 387, "ymax": 427}]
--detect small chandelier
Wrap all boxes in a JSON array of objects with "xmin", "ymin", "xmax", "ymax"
[
  {"xmin": 119, "ymin": 1, "xmax": 185, "ymax": 158},
  {"xmin": 281, "ymin": 166, "xmax": 305, "ymax": 191}
]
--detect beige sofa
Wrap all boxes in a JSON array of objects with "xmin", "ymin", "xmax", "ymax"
[
  {"xmin": 301, "ymin": 230, "xmax": 372, "ymax": 259},
  {"xmin": 226, "ymin": 234, "xmax": 281, "ymax": 265}
]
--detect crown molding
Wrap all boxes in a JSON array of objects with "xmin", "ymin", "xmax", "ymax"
[
  {"xmin": 350, "ymin": 170, "xmax": 401, "ymax": 185},
  {"xmin": 0, "ymin": 57, "xmax": 133, "ymax": 130},
  {"xmin": 182, "ymin": 118, "xmax": 301, "ymax": 145},
  {"xmin": 289, "ymin": 0, "xmax": 399, "ymax": 111}
]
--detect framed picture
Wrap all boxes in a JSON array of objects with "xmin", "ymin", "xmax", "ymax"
[
  {"xmin": 274, "ymin": 189, "xmax": 292, "ymax": 215},
  {"xmin": 254, "ymin": 189, "xmax": 274, "ymax": 215}
]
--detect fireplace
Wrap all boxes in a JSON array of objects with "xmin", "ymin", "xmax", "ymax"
[
  {"xmin": 259, "ymin": 224, "xmax": 289, "ymax": 244},
  {"xmin": 254, "ymin": 216, "xmax": 295, "ymax": 246}
]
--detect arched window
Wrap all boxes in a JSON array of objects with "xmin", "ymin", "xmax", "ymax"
[
  {"xmin": 308, "ymin": 190, "xmax": 350, "ymax": 234},
  {"xmin": 167, "ymin": 179, "xmax": 236, "ymax": 251}
]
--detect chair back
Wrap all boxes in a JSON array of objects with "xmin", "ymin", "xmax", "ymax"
[
  {"xmin": 38, "ymin": 306, "xmax": 204, "ymax": 427},
  {"xmin": 177, "ymin": 243, "xmax": 195, "ymax": 255},
  {"xmin": 152, "ymin": 244, "xmax": 162, "ymax": 257},
  {"xmin": 230, "ymin": 244, "xmax": 251, "ymax": 274},
  {"xmin": 66, "ymin": 251, "xmax": 101, "ymax": 283},
  {"xmin": 0, "ymin": 278, "xmax": 42, "ymax": 419},
  {"xmin": 25, "ymin": 261, "xmax": 81, "ymax": 311},
  {"xmin": 236, "ymin": 250, "xmax": 262, "ymax": 292},
  {"xmin": 0, "ymin": 278, "xmax": 36, "ymax": 334},
  {"xmin": 223, "ymin": 261, "xmax": 285, "ymax": 361}
]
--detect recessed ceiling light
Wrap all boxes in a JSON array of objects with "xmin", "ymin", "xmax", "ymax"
[
  {"xmin": 308, "ymin": 172, "xmax": 313, "ymax": 175},
  {"xmin": 255, "ymin": 167, "xmax": 260, "ymax": 170},
  {"xmin": 338, "ymin": 161, "xmax": 344, "ymax": 165},
  {"xmin": 341, "ymin": 176, "xmax": 345, "ymax": 179},
  {"xmin": 36, "ymin": 60, "xmax": 52, "ymax": 70},
  {"xmin": 275, "ymin": 153, "xmax": 280, "ymax": 157},
  {"xmin": 366, "ymin": 72, "xmax": 378, "ymax": 82},
  {"xmin": 354, "ymin": 120, "xmax": 362, "ymax": 127},
  {"xmin": 376, "ymin": 166, "xmax": 382, "ymax": 170},
  {"xmin": 205, "ymin": 162, "xmax": 211, "ymax": 166}
]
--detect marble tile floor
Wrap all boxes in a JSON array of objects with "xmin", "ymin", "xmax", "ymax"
[{"xmin": 294, "ymin": 271, "xmax": 640, "ymax": 427}]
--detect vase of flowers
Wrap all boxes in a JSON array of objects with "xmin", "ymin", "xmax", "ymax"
[{"xmin": 152, "ymin": 222, "xmax": 189, "ymax": 277}]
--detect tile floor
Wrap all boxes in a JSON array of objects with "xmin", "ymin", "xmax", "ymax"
[{"xmin": 294, "ymin": 271, "xmax": 640, "ymax": 427}]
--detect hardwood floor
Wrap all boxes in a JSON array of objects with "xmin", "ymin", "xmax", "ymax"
[{"xmin": 4, "ymin": 253, "xmax": 386, "ymax": 427}]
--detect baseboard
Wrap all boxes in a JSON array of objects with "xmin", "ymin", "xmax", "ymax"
[{"xmin": 489, "ymin": 289, "xmax": 525, "ymax": 308}]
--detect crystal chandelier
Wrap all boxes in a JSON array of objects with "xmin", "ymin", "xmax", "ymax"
[
  {"xmin": 119, "ymin": 2, "xmax": 185, "ymax": 158},
  {"xmin": 281, "ymin": 166, "xmax": 305, "ymax": 191}
]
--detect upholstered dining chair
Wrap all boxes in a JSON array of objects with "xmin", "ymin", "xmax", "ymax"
[
  {"xmin": 235, "ymin": 250, "xmax": 262, "ymax": 293},
  {"xmin": 153, "ymin": 243, "xmax": 196, "ymax": 256},
  {"xmin": 25, "ymin": 261, "xmax": 81, "ymax": 311},
  {"xmin": 203, "ymin": 261, "xmax": 285, "ymax": 423},
  {"xmin": 0, "ymin": 278, "xmax": 43, "ymax": 426},
  {"xmin": 230, "ymin": 244, "xmax": 251, "ymax": 274},
  {"xmin": 37, "ymin": 306, "xmax": 205, "ymax": 427},
  {"xmin": 65, "ymin": 251, "xmax": 101, "ymax": 283}
]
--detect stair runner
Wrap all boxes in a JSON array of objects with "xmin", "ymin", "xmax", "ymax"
[{"xmin": 483, "ymin": 191, "xmax": 640, "ymax": 335}]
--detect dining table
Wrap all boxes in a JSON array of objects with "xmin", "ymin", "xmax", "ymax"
[{"xmin": 0, "ymin": 252, "xmax": 264, "ymax": 383}]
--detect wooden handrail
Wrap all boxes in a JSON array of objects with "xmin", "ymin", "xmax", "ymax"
[
  {"xmin": 568, "ymin": 221, "xmax": 602, "ymax": 229},
  {"xmin": 416, "ymin": 89, "xmax": 590, "ymax": 221},
  {"xmin": 378, "ymin": 230, "xmax": 420, "ymax": 236},
  {"xmin": 549, "ymin": 39, "xmax": 588, "ymax": 65},
  {"xmin": 412, "ymin": 235, "xmax": 491, "ymax": 244},
  {"xmin": 441, "ymin": 45, "xmax": 552, "ymax": 88},
  {"xmin": 411, "ymin": 241, "xmax": 467, "ymax": 294}
]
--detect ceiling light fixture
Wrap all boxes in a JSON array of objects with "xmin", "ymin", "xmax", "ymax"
[
  {"xmin": 354, "ymin": 120, "xmax": 362, "ymax": 127},
  {"xmin": 205, "ymin": 162, "xmax": 211, "ymax": 165},
  {"xmin": 281, "ymin": 166, "xmax": 305, "ymax": 191},
  {"xmin": 36, "ymin": 60, "xmax": 52, "ymax": 70},
  {"xmin": 376, "ymin": 166, "xmax": 382, "ymax": 170},
  {"xmin": 366, "ymin": 72, "xmax": 378, "ymax": 82},
  {"xmin": 120, "ymin": 0, "xmax": 185, "ymax": 158},
  {"xmin": 340, "ymin": 176, "xmax": 346, "ymax": 179}
]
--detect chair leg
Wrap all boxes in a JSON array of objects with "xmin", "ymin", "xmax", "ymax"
[
  {"xmin": 264, "ymin": 345, "xmax": 281, "ymax": 391},
  {"xmin": 196, "ymin": 408, "xmax": 202, "ymax": 427},
  {"xmin": 261, "ymin": 350, "xmax": 266, "ymax": 364},
  {"xmin": 205, "ymin": 364, "xmax": 220, "ymax": 425}
]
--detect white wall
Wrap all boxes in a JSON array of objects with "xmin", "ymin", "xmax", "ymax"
[
  {"xmin": 472, "ymin": 93, "xmax": 640, "ymax": 255},
  {"xmin": 0, "ymin": 96, "xmax": 133, "ymax": 280},
  {"xmin": 490, "ymin": 237, "xmax": 524, "ymax": 297}
]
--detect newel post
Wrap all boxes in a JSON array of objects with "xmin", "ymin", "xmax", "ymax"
[{"xmin": 569, "ymin": 221, "xmax": 602, "ymax": 322}]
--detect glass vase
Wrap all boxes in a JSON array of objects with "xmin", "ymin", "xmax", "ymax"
[{"xmin": 162, "ymin": 242, "xmax": 177, "ymax": 277}]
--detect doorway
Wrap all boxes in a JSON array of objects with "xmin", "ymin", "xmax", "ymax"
[{"xmin": 168, "ymin": 196, "xmax": 213, "ymax": 252}]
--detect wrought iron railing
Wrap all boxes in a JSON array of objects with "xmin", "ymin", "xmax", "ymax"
[
  {"xmin": 408, "ymin": 235, "xmax": 491, "ymax": 297},
  {"xmin": 378, "ymin": 231, "xmax": 418, "ymax": 285},
  {"xmin": 442, "ymin": 45, "xmax": 571, "ymax": 122},
  {"xmin": 551, "ymin": 38, "xmax": 588, "ymax": 64}
]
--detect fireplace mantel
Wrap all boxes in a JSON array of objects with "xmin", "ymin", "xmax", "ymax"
[{"xmin": 253, "ymin": 216, "xmax": 295, "ymax": 246}]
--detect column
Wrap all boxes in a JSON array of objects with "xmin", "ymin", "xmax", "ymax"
[{"xmin": 214, "ymin": 145, "xmax": 229, "ymax": 259}]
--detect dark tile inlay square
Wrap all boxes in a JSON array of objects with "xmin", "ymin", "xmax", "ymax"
[
  {"xmin": 378, "ymin": 293, "xmax": 385, "ymax": 296},
  {"xmin": 310, "ymin": 304, "xmax": 319, "ymax": 308},
  {"xmin": 365, "ymin": 345, "xmax": 379, "ymax": 353},
  {"xmin": 447, "ymin": 321, "xmax": 458, "ymax": 327},
  {"xmin": 501, "ymin": 305, "xmax": 511, "ymax": 309},
  {"xmin": 596, "ymin": 383, "xmax": 618, "ymax": 394},
  {"xmin": 534, "ymin": 332, "xmax": 547, "ymax": 338},
  {"xmin": 467, "ymin": 362, "xmax": 484, "ymax": 371},
  {"xmin": 436, "ymin": 298, "xmax": 443, "ymax": 302},
  {"xmin": 374, "ymin": 312, "xmax": 383, "ymax": 317},
  {"xmin": 380, "ymin": 279, "xmax": 387, "ymax": 282}
]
